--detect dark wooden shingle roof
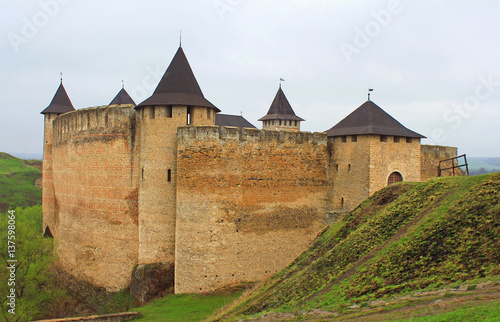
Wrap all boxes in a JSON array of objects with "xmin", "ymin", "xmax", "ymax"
[
  {"xmin": 215, "ymin": 114, "xmax": 256, "ymax": 128},
  {"xmin": 326, "ymin": 100, "xmax": 425, "ymax": 138},
  {"xmin": 40, "ymin": 83, "xmax": 75, "ymax": 115},
  {"xmin": 137, "ymin": 47, "xmax": 219, "ymax": 112},
  {"xmin": 110, "ymin": 87, "xmax": 136, "ymax": 106},
  {"xmin": 258, "ymin": 86, "xmax": 305, "ymax": 121}
]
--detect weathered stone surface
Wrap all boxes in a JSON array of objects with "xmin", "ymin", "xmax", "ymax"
[
  {"xmin": 42, "ymin": 102, "xmax": 458, "ymax": 295},
  {"xmin": 175, "ymin": 126, "xmax": 331, "ymax": 293},
  {"xmin": 129, "ymin": 263, "xmax": 174, "ymax": 305},
  {"xmin": 48, "ymin": 105, "xmax": 139, "ymax": 291}
]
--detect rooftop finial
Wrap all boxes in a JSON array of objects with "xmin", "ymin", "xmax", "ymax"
[
  {"xmin": 180, "ymin": 30, "xmax": 182, "ymax": 47},
  {"xmin": 122, "ymin": 79, "xmax": 124, "ymax": 89},
  {"xmin": 60, "ymin": 72, "xmax": 63, "ymax": 84},
  {"xmin": 279, "ymin": 78, "xmax": 284, "ymax": 88},
  {"xmin": 368, "ymin": 88, "xmax": 374, "ymax": 101}
]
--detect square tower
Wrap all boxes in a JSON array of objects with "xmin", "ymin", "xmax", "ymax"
[{"xmin": 326, "ymin": 100, "xmax": 425, "ymax": 211}]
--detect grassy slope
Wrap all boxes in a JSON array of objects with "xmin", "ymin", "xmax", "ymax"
[
  {"xmin": 216, "ymin": 173, "xmax": 500, "ymax": 320},
  {"xmin": 133, "ymin": 290, "xmax": 244, "ymax": 321},
  {"xmin": 0, "ymin": 152, "xmax": 42, "ymax": 211}
]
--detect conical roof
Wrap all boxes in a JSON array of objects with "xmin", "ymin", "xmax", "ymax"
[
  {"xmin": 137, "ymin": 47, "xmax": 219, "ymax": 111},
  {"xmin": 110, "ymin": 87, "xmax": 136, "ymax": 106},
  {"xmin": 40, "ymin": 82, "xmax": 75, "ymax": 115},
  {"xmin": 258, "ymin": 86, "xmax": 305, "ymax": 121},
  {"xmin": 326, "ymin": 100, "xmax": 425, "ymax": 138}
]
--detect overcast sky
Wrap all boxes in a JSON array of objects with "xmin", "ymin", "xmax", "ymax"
[{"xmin": 1, "ymin": 0, "xmax": 499, "ymax": 157}]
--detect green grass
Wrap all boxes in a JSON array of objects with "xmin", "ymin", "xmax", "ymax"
[
  {"xmin": 394, "ymin": 299, "xmax": 500, "ymax": 322},
  {"xmin": 216, "ymin": 173, "xmax": 500, "ymax": 321},
  {"xmin": 133, "ymin": 290, "xmax": 243, "ymax": 321},
  {"xmin": 0, "ymin": 152, "xmax": 42, "ymax": 211}
]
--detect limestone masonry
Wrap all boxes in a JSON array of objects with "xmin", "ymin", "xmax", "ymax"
[{"xmin": 41, "ymin": 46, "xmax": 458, "ymax": 295}]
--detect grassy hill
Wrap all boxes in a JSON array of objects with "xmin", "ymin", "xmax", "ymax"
[
  {"xmin": 213, "ymin": 173, "xmax": 500, "ymax": 321},
  {"xmin": 0, "ymin": 152, "xmax": 42, "ymax": 211}
]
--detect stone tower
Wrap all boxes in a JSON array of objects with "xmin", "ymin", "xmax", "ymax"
[
  {"xmin": 40, "ymin": 80, "xmax": 75, "ymax": 237},
  {"xmin": 326, "ymin": 100, "xmax": 425, "ymax": 211},
  {"xmin": 258, "ymin": 84, "xmax": 304, "ymax": 131},
  {"xmin": 135, "ymin": 46, "xmax": 219, "ymax": 281}
]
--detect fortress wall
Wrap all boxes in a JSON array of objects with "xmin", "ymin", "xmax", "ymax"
[
  {"xmin": 369, "ymin": 135, "xmax": 422, "ymax": 194},
  {"xmin": 329, "ymin": 135, "xmax": 371, "ymax": 211},
  {"xmin": 51, "ymin": 105, "xmax": 139, "ymax": 291},
  {"xmin": 42, "ymin": 114, "xmax": 57, "ymax": 235},
  {"xmin": 421, "ymin": 145, "xmax": 458, "ymax": 180},
  {"xmin": 175, "ymin": 126, "xmax": 331, "ymax": 293}
]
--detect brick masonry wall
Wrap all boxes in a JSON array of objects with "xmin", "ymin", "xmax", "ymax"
[
  {"xmin": 43, "ymin": 113, "xmax": 57, "ymax": 235},
  {"xmin": 50, "ymin": 105, "xmax": 139, "ymax": 291},
  {"xmin": 368, "ymin": 135, "xmax": 422, "ymax": 195},
  {"xmin": 136, "ymin": 105, "xmax": 187, "ymax": 267},
  {"xmin": 175, "ymin": 126, "xmax": 331, "ymax": 293},
  {"xmin": 421, "ymin": 145, "xmax": 458, "ymax": 180},
  {"xmin": 329, "ymin": 135, "xmax": 371, "ymax": 212}
]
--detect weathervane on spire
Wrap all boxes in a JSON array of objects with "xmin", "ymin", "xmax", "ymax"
[
  {"xmin": 279, "ymin": 78, "xmax": 284, "ymax": 87},
  {"xmin": 122, "ymin": 79, "xmax": 124, "ymax": 89},
  {"xmin": 180, "ymin": 30, "xmax": 182, "ymax": 47},
  {"xmin": 60, "ymin": 72, "xmax": 63, "ymax": 84},
  {"xmin": 368, "ymin": 88, "xmax": 374, "ymax": 101}
]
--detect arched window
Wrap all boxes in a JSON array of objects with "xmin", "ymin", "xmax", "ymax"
[
  {"xmin": 167, "ymin": 169, "xmax": 172, "ymax": 182},
  {"xmin": 388, "ymin": 172, "xmax": 403, "ymax": 185}
]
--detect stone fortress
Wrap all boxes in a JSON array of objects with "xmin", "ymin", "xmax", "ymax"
[{"xmin": 40, "ymin": 45, "xmax": 458, "ymax": 296}]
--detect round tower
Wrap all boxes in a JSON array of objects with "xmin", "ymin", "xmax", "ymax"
[
  {"xmin": 258, "ymin": 84, "xmax": 305, "ymax": 131},
  {"xmin": 135, "ymin": 46, "xmax": 219, "ymax": 279},
  {"xmin": 40, "ymin": 80, "xmax": 75, "ymax": 237}
]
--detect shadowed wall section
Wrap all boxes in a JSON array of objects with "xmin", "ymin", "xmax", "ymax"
[
  {"xmin": 51, "ymin": 105, "xmax": 139, "ymax": 291},
  {"xmin": 175, "ymin": 126, "xmax": 332, "ymax": 293}
]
